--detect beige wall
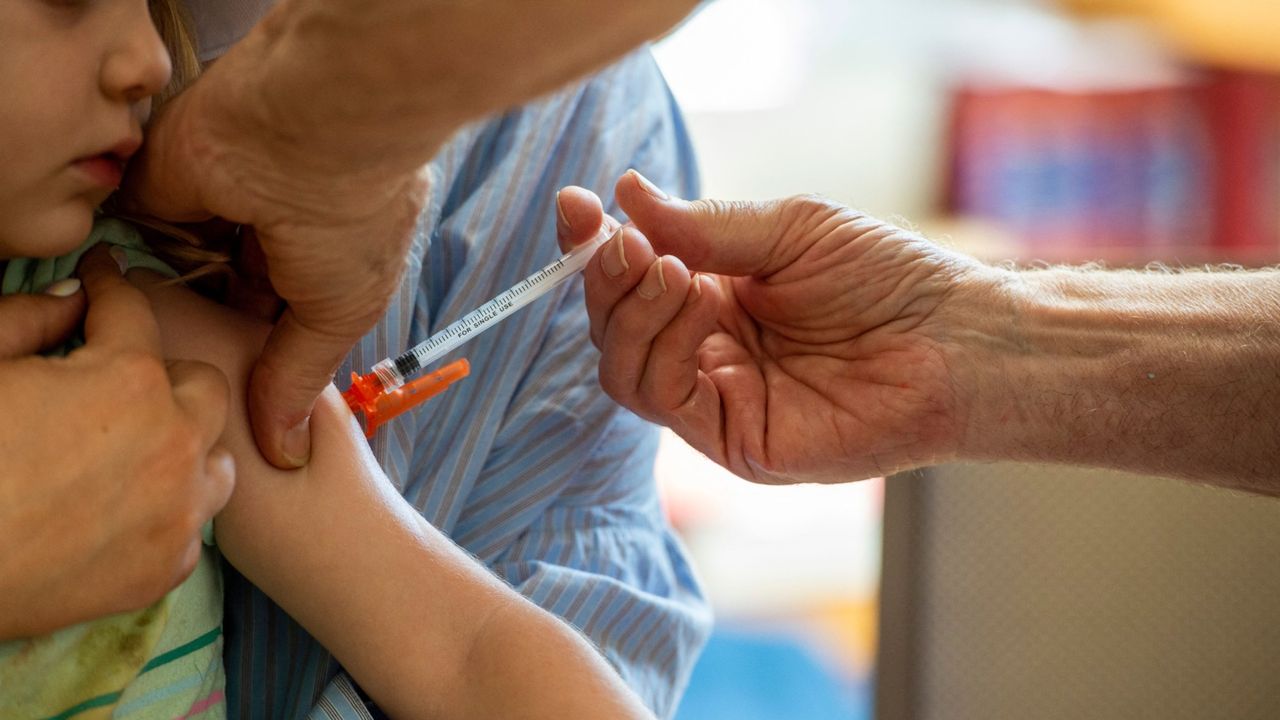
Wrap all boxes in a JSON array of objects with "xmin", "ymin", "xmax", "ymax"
[{"xmin": 880, "ymin": 463, "xmax": 1280, "ymax": 720}]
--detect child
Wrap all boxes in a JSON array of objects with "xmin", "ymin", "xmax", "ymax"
[
  {"xmin": 0, "ymin": 1, "xmax": 654, "ymax": 718},
  {"xmin": 0, "ymin": 2, "xmax": 223, "ymax": 717}
]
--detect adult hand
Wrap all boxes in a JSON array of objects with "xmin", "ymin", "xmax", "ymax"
[
  {"xmin": 119, "ymin": 0, "xmax": 701, "ymax": 470},
  {"xmin": 0, "ymin": 246, "xmax": 234, "ymax": 639},
  {"xmin": 119, "ymin": 50, "xmax": 428, "ymax": 469},
  {"xmin": 557, "ymin": 173, "xmax": 991, "ymax": 484}
]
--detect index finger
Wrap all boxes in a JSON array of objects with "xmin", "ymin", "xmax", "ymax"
[
  {"xmin": 555, "ymin": 186, "xmax": 621, "ymax": 254},
  {"xmin": 76, "ymin": 245, "xmax": 164, "ymax": 356}
]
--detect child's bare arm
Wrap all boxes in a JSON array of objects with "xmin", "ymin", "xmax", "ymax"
[{"xmin": 131, "ymin": 270, "xmax": 653, "ymax": 720}]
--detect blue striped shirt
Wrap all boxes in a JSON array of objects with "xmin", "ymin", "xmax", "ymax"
[{"xmin": 222, "ymin": 49, "xmax": 712, "ymax": 720}]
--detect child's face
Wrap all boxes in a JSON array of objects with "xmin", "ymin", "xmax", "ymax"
[{"xmin": 0, "ymin": 0, "xmax": 171, "ymax": 259}]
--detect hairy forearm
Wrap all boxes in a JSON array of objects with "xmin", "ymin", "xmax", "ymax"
[
  {"xmin": 220, "ymin": 0, "xmax": 699, "ymax": 179},
  {"xmin": 949, "ymin": 266, "xmax": 1280, "ymax": 493},
  {"xmin": 137, "ymin": 276, "xmax": 651, "ymax": 719}
]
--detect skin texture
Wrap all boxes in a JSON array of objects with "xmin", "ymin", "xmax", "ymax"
[
  {"xmin": 121, "ymin": 0, "xmax": 703, "ymax": 469},
  {"xmin": 557, "ymin": 173, "xmax": 1280, "ymax": 494},
  {"xmin": 0, "ymin": 0, "xmax": 162, "ymax": 256},
  {"xmin": 0, "ymin": 249, "xmax": 233, "ymax": 640},
  {"xmin": 134, "ymin": 268, "xmax": 654, "ymax": 720},
  {"xmin": 0, "ymin": 0, "xmax": 232, "ymax": 640}
]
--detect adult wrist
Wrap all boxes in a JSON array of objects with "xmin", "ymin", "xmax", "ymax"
[
  {"xmin": 945, "ymin": 266, "xmax": 1150, "ymax": 467},
  {"xmin": 923, "ymin": 261, "xmax": 1022, "ymax": 465}
]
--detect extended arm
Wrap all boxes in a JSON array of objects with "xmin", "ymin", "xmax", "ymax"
[
  {"xmin": 559, "ymin": 181, "xmax": 1280, "ymax": 493},
  {"xmin": 233, "ymin": 0, "xmax": 702, "ymax": 177},
  {"xmin": 135, "ymin": 272, "xmax": 653, "ymax": 720},
  {"xmin": 953, "ymin": 265, "xmax": 1280, "ymax": 494}
]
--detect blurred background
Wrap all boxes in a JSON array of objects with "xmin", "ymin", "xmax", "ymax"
[{"xmin": 649, "ymin": 1, "xmax": 1280, "ymax": 718}]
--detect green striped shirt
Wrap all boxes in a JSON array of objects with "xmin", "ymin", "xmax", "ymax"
[{"xmin": 0, "ymin": 219, "xmax": 226, "ymax": 720}]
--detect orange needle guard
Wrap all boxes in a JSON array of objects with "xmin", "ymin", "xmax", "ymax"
[{"xmin": 342, "ymin": 358, "xmax": 470, "ymax": 438}]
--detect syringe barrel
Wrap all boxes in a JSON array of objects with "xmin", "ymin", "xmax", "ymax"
[{"xmin": 385, "ymin": 224, "xmax": 613, "ymax": 383}]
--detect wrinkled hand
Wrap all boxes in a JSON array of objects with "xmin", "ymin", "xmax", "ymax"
[
  {"xmin": 119, "ymin": 52, "xmax": 427, "ymax": 468},
  {"xmin": 557, "ymin": 172, "xmax": 984, "ymax": 483},
  {"xmin": 0, "ymin": 246, "xmax": 234, "ymax": 639}
]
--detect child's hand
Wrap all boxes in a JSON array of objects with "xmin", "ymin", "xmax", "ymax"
[{"xmin": 0, "ymin": 246, "xmax": 235, "ymax": 640}]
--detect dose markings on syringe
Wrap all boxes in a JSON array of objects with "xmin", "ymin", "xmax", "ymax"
[
  {"xmin": 410, "ymin": 260, "xmax": 569, "ymax": 362},
  {"xmin": 387, "ymin": 235, "xmax": 602, "ymax": 384}
]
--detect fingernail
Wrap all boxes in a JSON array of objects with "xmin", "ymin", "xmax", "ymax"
[
  {"xmin": 109, "ymin": 246, "xmax": 129, "ymax": 274},
  {"xmin": 629, "ymin": 169, "xmax": 669, "ymax": 201},
  {"xmin": 555, "ymin": 191, "xmax": 572, "ymax": 235},
  {"xmin": 601, "ymin": 227, "xmax": 629, "ymax": 278},
  {"xmin": 637, "ymin": 257, "xmax": 667, "ymax": 299},
  {"xmin": 689, "ymin": 273, "xmax": 702, "ymax": 301},
  {"xmin": 43, "ymin": 278, "xmax": 82, "ymax": 297},
  {"xmin": 281, "ymin": 417, "xmax": 311, "ymax": 467}
]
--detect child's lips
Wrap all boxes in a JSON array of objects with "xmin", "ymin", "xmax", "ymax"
[
  {"xmin": 73, "ymin": 153, "xmax": 126, "ymax": 189},
  {"xmin": 72, "ymin": 136, "xmax": 141, "ymax": 190}
]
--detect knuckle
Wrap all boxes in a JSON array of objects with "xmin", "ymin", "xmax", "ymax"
[
  {"xmin": 597, "ymin": 364, "xmax": 648, "ymax": 413},
  {"xmin": 136, "ymin": 546, "xmax": 196, "ymax": 606},
  {"xmin": 597, "ymin": 365, "xmax": 628, "ymax": 404},
  {"xmin": 174, "ymin": 506, "xmax": 205, "ymax": 546},
  {"xmin": 155, "ymin": 507, "xmax": 202, "ymax": 566},
  {"xmin": 175, "ymin": 545, "xmax": 200, "ymax": 583},
  {"xmin": 168, "ymin": 418, "xmax": 207, "ymax": 463},
  {"xmin": 690, "ymin": 198, "xmax": 738, "ymax": 236},
  {"xmin": 186, "ymin": 364, "xmax": 230, "ymax": 409},
  {"xmin": 785, "ymin": 193, "xmax": 843, "ymax": 217},
  {"xmin": 660, "ymin": 382, "xmax": 698, "ymax": 419},
  {"xmin": 134, "ymin": 540, "xmax": 188, "ymax": 605},
  {"xmin": 142, "ymin": 421, "xmax": 206, "ymax": 486},
  {"xmin": 610, "ymin": 305, "xmax": 641, "ymax": 336},
  {"xmin": 783, "ymin": 193, "xmax": 867, "ymax": 234},
  {"xmin": 109, "ymin": 350, "xmax": 167, "ymax": 395}
]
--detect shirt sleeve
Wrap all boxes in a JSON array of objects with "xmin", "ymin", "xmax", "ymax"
[
  {"xmin": 458, "ymin": 287, "xmax": 711, "ymax": 719},
  {"xmin": 225, "ymin": 48, "xmax": 710, "ymax": 720},
  {"xmin": 417, "ymin": 49, "xmax": 711, "ymax": 719}
]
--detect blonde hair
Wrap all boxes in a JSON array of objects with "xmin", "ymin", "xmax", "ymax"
[
  {"xmin": 149, "ymin": 0, "xmax": 201, "ymax": 105},
  {"xmin": 110, "ymin": 1, "xmax": 232, "ymax": 288}
]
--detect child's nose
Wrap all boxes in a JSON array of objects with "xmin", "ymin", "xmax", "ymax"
[{"xmin": 100, "ymin": 6, "xmax": 173, "ymax": 107}]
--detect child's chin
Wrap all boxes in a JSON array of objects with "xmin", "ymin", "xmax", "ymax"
[{"xmin": 1, "ymin": 204, "xmax": 96, "ymax": 259}]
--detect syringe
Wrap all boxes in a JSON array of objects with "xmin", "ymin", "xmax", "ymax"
[
  {"xmin": 377, "ymin": 222, "xmax": 612, "ymax": 389},
  {"xmin": 342, "ymin": 224, "xmax": 612, "ymax": 435}
]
